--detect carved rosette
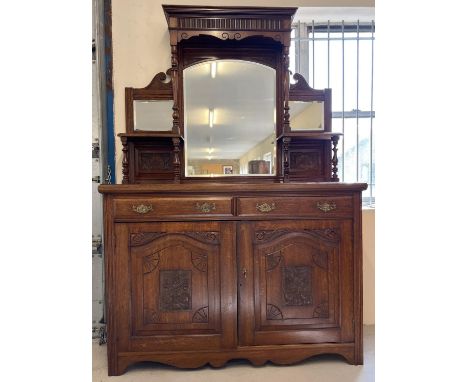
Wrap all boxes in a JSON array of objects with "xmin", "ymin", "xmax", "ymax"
[
  {"xmin": 143, "ymin": 252, "xmax": 160, "ymax": 274},
  {"xmin": 312, "ymin": 302, "xmax": 329, "ymax": 318},
  {"xmin": 265, "ymin": 251, "xmax": 283, "ymax": 271},
  {"xmin": 192, "ymin": 306, "xmax": 209, "ymax": 323},
  {"xmin": 255, "ymin": 229, "xmax": 290, "ymax": 243},
  {"xmin": 266, "ymin": 304, "xmax": 283, "ymax": 320},
  {"xmin": 191, "ymin": 252, "xmax": 208, "ymax": 272}
]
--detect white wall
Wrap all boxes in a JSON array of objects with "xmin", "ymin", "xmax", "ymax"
[
  {"xmin": 362, "ymin": 208, "xmax": 375, "ymax": 324},
  {"xmin": 111, "ymin": 0, "xmax": 375, "ymax": 325}
]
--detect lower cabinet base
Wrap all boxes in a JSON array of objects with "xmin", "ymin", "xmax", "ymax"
[{"xmin": 110, "ymin": 343, "xmax": 362, "ymax": 376}]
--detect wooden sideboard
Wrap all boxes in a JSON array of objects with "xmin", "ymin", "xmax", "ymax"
[{"xmin": 98, "ymin": 182, "xmax": 367, "ymax": 375}]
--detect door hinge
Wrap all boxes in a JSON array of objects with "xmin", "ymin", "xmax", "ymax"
[{"xmin": 92, "ymin": 175, "xmax": 101, "ymax": 183}]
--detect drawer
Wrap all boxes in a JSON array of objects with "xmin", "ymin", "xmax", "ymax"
[
  {"xmin": 237, "ymin": 196, "xmax": 353, "ymax": 218},
  {"xmin": 113, "ymin": 197, "xmax": 233, "ymax": 219}
]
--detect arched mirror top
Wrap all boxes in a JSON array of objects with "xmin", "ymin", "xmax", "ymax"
[{"xmin": 183, "ymin": 59, "xmax": 276, "ymax": 177}]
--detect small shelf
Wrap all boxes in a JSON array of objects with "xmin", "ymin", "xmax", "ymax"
[
  {"xmin": 118, "ymin": 132, "xmax": 184, "ymax": 140},
  {"xmin": 277, "ymin": 132, "xmax": 343, "ymax": 140}
]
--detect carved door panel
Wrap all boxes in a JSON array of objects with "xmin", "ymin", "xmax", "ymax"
[
  {"xmin": 113, "ymin": 221, "xmax": 237, "ymax": 352},
  {"xmin": 238, "ymin": 220, "xmax": 354, "ymax": 346}
]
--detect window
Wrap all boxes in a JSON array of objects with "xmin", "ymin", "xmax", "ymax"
[{"xmin": 290, "ymin": 20, "xmax": 375, "ymax": 206}]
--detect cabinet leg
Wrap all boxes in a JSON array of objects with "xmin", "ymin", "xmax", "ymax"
[
  {"xmin": 354, "ymin": 348, "xmax": 364, "ymax": 365},
  {"xmin": 108, "ymin": 359, "xmax": 130, "ymax": 376}
]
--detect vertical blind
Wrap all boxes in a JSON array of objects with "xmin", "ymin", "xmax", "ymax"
[{"xmin": 291, "ymin": 21, "xmax": 375, "ymax": 205}]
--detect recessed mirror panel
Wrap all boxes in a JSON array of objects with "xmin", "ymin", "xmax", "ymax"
[
  {"xmin": 289, "ymin": 101, "xmax": 324, "ymax": 131},
  {"xmin": 134, "ymin": 100, "xmax": 173, "ymax": 131},
  {"xmin": 184, "ymin": 60, "xmax": 276, "ymax": 176}
]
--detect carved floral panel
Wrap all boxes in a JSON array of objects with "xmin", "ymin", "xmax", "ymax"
[
  {"xmin": 159, "ymin": 270, "xmax": 192, "ymax": 311},
  {"xmin": 282, "ymin": 266, "xmax": 312, "ymax": 306}
]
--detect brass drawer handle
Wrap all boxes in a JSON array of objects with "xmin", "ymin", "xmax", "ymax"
[
  {"xmin": 256, "ymin": 202, "xmax": 276, "ymax": 213},
  {"xmin": 132, "ymin": 204, "xmax": 153, "ymax": 214},
  {"xmin": 317, "ymin": 201, "xmax": 337, "ymax": 212},
  {"xmin": 196, "ymin": 202, "xmax": 216, "ymax": 213}
]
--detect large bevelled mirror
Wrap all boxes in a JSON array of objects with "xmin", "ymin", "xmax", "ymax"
[{"xmin": 184, "ymin": 60, "xmax": 276, "ymax": 176}]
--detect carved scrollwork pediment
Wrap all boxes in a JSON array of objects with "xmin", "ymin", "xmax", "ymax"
[
  {"xmin": 142, "ymin": 68, "xmax": 173, "ymax": 92},
  {"xmin": 130, "ymin": 232, "xmax": 166, "ymax": 247},
  {"xmin": 255, "ymin": 228, "xmax": 340, "ymax": 245},
  {"xmin": 289, "ymin": 73, "xmax": 327, "ymax": 98}
]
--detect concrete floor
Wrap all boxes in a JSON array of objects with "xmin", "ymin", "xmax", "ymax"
[{"xmin": 93, "ymin": 325, "xmax": 374, "ymax": 382}]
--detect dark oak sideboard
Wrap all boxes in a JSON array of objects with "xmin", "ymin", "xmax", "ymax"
[{"xmin": 98, "ymin": 182, "xmax": 367, "ymax": 375}]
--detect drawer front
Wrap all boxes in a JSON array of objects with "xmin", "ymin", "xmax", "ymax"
[
  {"xmin": 237, "ymin": 196, "xmax": 353, "ymax": 218},
  {"xmin": 114, "ymin": 197, "xmax": 233, "ymax": 218}
]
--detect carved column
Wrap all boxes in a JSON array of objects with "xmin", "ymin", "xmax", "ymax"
[
  {"xmin": 172, "ymin": 137, "xmax": 181, "ymax": 183},
  {"xmin": 170, "ymin": 44, "xmax": 180, "ymax": 135},
  {"xmin": 283, "ymin": 137, "xmax": 291, "ymax": 182},
  {"xmin": 283, "ymin": 46, "xmax": 291, "ymax": 132},
  {"xmin": 331, "ymin": 135, "xmax": 339, "ymax": 182},
  {"xmin": 121, "ymin": 136, "xmax": 129, "ymax": 184}
]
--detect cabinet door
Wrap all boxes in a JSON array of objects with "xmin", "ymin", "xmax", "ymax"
[
  {"xmin": 112, "ymin": 221, "xmax": 237, "ymax": 352},
  {"xmin": 238, "ymin": 220, "xmax": 354, "ymax": 346}
]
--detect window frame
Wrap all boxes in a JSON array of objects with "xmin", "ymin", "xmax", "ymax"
[{"xmin": 290, "ymin": 20, "xmax": 375, "ymax": 207}]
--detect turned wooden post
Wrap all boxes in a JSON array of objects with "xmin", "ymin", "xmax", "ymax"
[
  {"xmin": 121, "ymin": 136, "xmax": 129, "ymax": 184},
  {"xmin": 172, "ymin": 137, "xmax": 181, "ymax": 183},
  {"xmin": 170, "ymin": 45, "xmax": 180, "ymax": 135},
  {"xmin": 283, "ymin": 137, "xmax": 291, "ymax": 182},
  {"xmin": 331, "ymin": 135, "xmax": 340, "ymax": 182}
]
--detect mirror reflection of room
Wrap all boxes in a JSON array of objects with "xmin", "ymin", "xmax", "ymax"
[
  {"xmin": 184, "ymin": 60, "xmax": 276, "ymax": 176},
  {"xmin": 289, "ymin": 100, "xmax": 324, "ymax": 131},
  {"xmin": 133, "ymin": 100, "xmax": 173, "ymax": 131}
]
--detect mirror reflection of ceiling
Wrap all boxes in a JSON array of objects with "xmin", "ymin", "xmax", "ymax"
[{"xmin": 184, "ymin": 60, "xmax": 276, "ymax": 160}]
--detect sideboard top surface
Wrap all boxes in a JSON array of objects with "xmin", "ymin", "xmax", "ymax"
[{"xmin": 98, "ymin": 182, "xmax": 367, "ymax": 195}]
